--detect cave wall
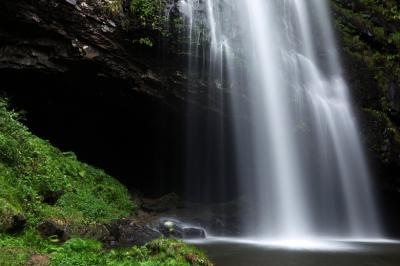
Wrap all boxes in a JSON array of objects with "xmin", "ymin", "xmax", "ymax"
[
  {"xmin": 1, "ymin": 69, "xmax": 186, "ymax": 197},
  {"xmin": 0, "ymin": 0, "xmax": 189, "ymax": 197},
  {"xmin": 0, "ymin": 0, "xmax": 239, "ymax": 201}
]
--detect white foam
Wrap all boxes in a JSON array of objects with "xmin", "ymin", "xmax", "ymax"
[{"xmin": 187, "ymin": 237, "xmax": 400, "ymax": 251}]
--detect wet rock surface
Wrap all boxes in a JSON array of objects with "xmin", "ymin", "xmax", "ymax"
[
  {"xmin": 332, "ymin": 0, "xmax": 400, "ymax": 236},
  {"xmin": 157, "ymin": 218, "xmax": 206, "ymax": 239},
  {"xmin": 138, "ymin": 194, "xmax": 247, "ymax": 237},
  {"xmin": 332, "ymin": 0, "xmax": 400, "ymax": 173},
  {"xmin": 106, "ymin": 218, "xmax": 161, "ymax": 247},
  {"xmin": 88, "ymin": 193, "xmax": 246, "ymax": 248}
]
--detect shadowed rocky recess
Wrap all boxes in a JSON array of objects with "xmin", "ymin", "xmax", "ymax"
[
  {"xmin": 0, "ymin": 0, "xmax": 238, "ymax": 202},
  {"xmin": 0, "ymin": 0, "xmax": 400, "ymax": 235}
]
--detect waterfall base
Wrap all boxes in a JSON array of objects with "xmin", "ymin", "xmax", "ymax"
[{"xmin": 192, "ymin": 238, "xmax": 400, "ymax": 266}]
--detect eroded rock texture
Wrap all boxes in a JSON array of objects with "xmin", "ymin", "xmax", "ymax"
[{"xmin": 0, "ymin": 0, "xmax": 234, "ymax": 201}]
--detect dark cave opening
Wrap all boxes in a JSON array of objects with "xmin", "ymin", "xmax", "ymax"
[
  {"xmin": 1, "ymin": 69, "xmax": 186, "ymax": 197},
  {"xmin": 1, "ymin": 68, "xmax": 400, "ymax": 236},
  {"xmin": 0, "ymin": 68, "xmax": 239, "ymax": 203}
]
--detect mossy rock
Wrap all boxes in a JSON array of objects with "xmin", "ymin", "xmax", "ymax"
[
  {"xmin": 332, "ymin": 0, "xmax": 400, "ymax": 117},
  {"xmin": 37, "ymin": 218, "xmax": 68, "ymax": 240},
  {"xmin": 0, "ymin": 198, "xmax": 26, "ymax": 233},
  {"xmin": 68, "ymin": 223, "xmax": 110, "ymax": 242}
]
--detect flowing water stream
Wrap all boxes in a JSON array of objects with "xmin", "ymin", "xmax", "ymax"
[{"xmin": 179, "ymin": 0, "xmax": 382, "ymax": 241}]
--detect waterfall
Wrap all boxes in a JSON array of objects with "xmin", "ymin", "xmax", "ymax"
[{"xmin": 180, "ymin": 0, "xmax": 382, "ymax": 239}]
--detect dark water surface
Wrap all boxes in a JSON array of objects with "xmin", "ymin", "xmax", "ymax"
[{"xmin": 192, "ymin": 239, "xmax": 400, "ymax": 266}]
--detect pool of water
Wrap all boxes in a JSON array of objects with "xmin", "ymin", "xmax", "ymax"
[{"xmin": 190, "ymin": 238, "xmax": 400, "ymax": 266}]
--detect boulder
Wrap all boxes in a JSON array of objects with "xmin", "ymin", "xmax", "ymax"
[
  {"xmin": 157, "ymin": 218, "xmax": 206, "ymax": 239},
  {"xmin": 106, "ymin": 218, "xmax": 161, "ymax": 247},
  {"xmin": 37, "ymin": 218, "xmax": 68, "ymax": 240},
  {"xmin": 0, "ymin": 198, "xmax": 26, "ymax": 233},
  {"xmin": 68, "ymin": 223, "xmax": 110, "ymax": 242}
]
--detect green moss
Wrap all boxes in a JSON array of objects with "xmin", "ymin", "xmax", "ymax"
[
  {"xmin": 0, "ymin": 233, "xmax": 213, "ymax": 266},
  {"xmin": 102, "ymin": 0, "xmax": 185, "ymax": 48},
  {"xmin": 0, "ymin": 99, "xmax": 134, "ymax": 228},
  {"xmin": 103, "ymin": 0, "xmax": 167, "ymax": 31},
  {"xmin": 0, "ymin": 99, "xmax": 212, "ymax": 265},
  {"xmin": 133, "ymin": 37, "xmax": 154, "ymax": 47},
  {"xmin": 51, "ymin": 238, "xmax": 212, "ymax": 266},
  {"xmin": 332, "ymin": 0, "xmax": 400, "ymax": 120},
  {"xmin": 0, "ymin": 230, "xmax": 51, "ymax": 266},
  {"xmin": 130, "ymin": 0, "xmax": 167, "ymax": 30}
]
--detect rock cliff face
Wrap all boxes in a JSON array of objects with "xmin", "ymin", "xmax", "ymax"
[
  {"xmin": 332, "ymin": 0, "xmax": 400, "ymax": 235},
  {"xmin": 0, "ymin": 0, "xmax": 232, "ymax": 198},
  {"xmin": 332, "ymin": 0, "xmax": 400, "ymax": 175},
  {"xmin": 1, "ymin": 0, "xmax": 400, "ymax": 232},
  {"xmin": 0, "ymin": 0, "xmax": 185, "ymax": 100}
]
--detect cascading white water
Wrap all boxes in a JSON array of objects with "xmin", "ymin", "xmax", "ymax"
[{"xmin": 180, "ymin": 0, "xmax": 382, "ymax": 239}]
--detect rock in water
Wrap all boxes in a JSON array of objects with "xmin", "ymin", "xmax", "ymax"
[{"xmin": 158, "ymin": 218, "xmax": 206, "ymax": 239}]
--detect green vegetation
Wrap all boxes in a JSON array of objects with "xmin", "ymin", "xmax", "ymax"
[
  {"xmin": 0, "ymin": 99, "xmax": 212, "ymax": 265},
  {"xmin": 0, "ymin": 232, "xmax": 212, "ymax": 266},
  {"xmin": 331, "ymin": 0, "xmax": 400, "ymax": 165},
  {"xmin": 104, "ymin": 0, "xmax": 168, "ymax": 32},
  {"xmin": 52, "ymin": 238, "xmax": 212, "ymax": 266},
  {"xmin": 104, "ymin": 0, "xmax": 184, "ymax": 47},
  {"xmin": 0, "ymin": 229, "xmax": 52, "ymax": 265},
  {"xmin": 133, "ymin": 37, "xmax": 154, "ymax": 47},
  {"xmin": 106, "ymin": 0, "xmax": 167, "ymax": 27},
  {"xmin": 0, "ymin": 99, "xmax": 134, "ymax": 228},
  {"xmin": 105, "ymin": 0, "xmax": 125, "ymax": 15},
  {"xmin": 130, "ymin": 0, "xmax": 167, "ymax": 32},
  {"xmin": 332, "ymin": 0, "xmax": 400, "ymax": 114}
]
